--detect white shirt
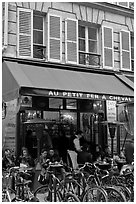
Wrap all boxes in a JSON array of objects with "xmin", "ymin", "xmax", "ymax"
[{"xmin": 73, "ymin": 135, "xmax": 82, "ymax": 152}]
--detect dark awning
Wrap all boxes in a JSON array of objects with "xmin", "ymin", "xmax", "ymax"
[{"xmin": 2, "ymin": 61, "xmax": 134, "ymax": 102}]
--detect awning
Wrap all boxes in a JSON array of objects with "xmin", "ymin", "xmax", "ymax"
[{"xmin": 2, "ymin": 61, "xmax": 134, "ymax": 102}]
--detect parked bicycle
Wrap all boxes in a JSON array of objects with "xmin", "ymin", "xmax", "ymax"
[
  {"xmin": 34, "ymin": 162, "xmax": 80, "ymax": 202},
  {"xmin": 2, "ymin": 166, "xmax": 39, "ymax": 202}
]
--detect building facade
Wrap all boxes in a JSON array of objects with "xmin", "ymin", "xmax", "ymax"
[{"xmin": 2, "ymin": 2, "xmax": 134, "ymax": 158}]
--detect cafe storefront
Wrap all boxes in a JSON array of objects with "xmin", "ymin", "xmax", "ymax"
[{"xmin": 2, "ymin": 59, "xmax": 134, "ymax": 158}]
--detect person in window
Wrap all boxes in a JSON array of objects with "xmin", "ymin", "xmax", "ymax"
[
  {"xmin": 2, "ymin": 149, "xmax": 16, "ymax": 170},
  {"xmin": 73, "ymin": 130, "xmax": 92, "ymax": 164}
]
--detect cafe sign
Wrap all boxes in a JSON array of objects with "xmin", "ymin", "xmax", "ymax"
[
  {"xmin": 106, "ymin": 100, "xmax": 117, "ymax": 122},
  {"xmin": 48, "ymin": 90, "xmax": 133, "ymax": 102}
]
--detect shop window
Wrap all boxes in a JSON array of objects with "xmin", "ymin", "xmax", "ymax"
[
  {"xmin": 60, "ymin": 111, "xmax": 77, "ymax": 126},
  {"xmin": 25, "ymin": 110, "xmax": 42, "ymax": 120},
  {"xmin": 78, "ymin": 24, "xmax": 100, "ymax": 66},
  {"xmin": 79, "ymin": 100, "xmax": 93, "ymax": 112},
  {"xmin": 32, "ymin": 96, "xmax": 49, "ymax": 109},
  {"xmin": 49, "ymin": 98, "xmax": 63, "ymax": 109},
  {"xmin": 66, "ymin": 99, "xmax": 77, "ymax": 109}
]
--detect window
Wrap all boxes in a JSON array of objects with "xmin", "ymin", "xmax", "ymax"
[
  {"xmin": 118, "ymin": 2, "xmax": 129, "ymax": 7},
  {"xmin": 78, "ymin": 24, "xmax": 100, "ymax": 66},
  {"xmin": 33, "ymin": 13, "xmax": 45, "ymax": 59},
  {"xmin": 18, "ymin": 9, "xmax": 46, "ymax": 59},
  {"xmin": 131, "ymin": 33, "xmax": 134, "ymax": 71}
]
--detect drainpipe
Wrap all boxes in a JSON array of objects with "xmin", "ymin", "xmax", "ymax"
[{"xmin": 2, "ymin": 2, "xmax": 8, "ymax": 53}]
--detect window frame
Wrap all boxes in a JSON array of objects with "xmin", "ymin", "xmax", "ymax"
[
  {"xmin": 17, "ymin": 8, "xmax": 46, "ymax": 60},
  {"xmin": 33, "ymin": 12, "xmax": 45, "ymax": 59},
  {"xmin": 120, "ymin": 30, "xmax": 131, "ymax": 71},
  {"xmin": 78, "ymin": 24, "xmax": 99, "ymax": 66}
]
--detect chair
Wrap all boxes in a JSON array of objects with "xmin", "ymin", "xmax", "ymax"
[{"xmin": 67, "ymin": 150, "xmax": 78, "ymax": 170}]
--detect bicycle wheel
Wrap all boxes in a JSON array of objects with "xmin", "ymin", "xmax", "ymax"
[
  {"xmin": 34, "ymin": 185, "xmax": 49, "ymax": 202},
  {"xmin": 63, "ymin": 192, "xmax": 80, "ymax": 202},
  {"xmin": 115, "ymin": 184, "xmax": 132, "ymax": 202},
  {"xmin": 104, "ymin": 186, "xmax": 126, "ymax": 202},
  {"xmin": 34, "ymin": 185, "xmax": 61, "ymax": 202},
  {"xmin": 83, "ymin": 186, "xmax": 108, "ymax": 202}
]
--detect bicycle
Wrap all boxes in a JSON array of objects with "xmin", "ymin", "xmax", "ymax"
[
  {"xmin": 34, "ymin": 162, "xmax": 80, "ymax": 202},
  {"xmin": 2, "ymin": 166, "xmax": 39, "ymax": 202},
  {"xmin": 81, "ymin": 162, "xmax": 127, "ymax": 202},
  {"xmin": 2, "ymin": 167, "xmax": 19, "ymax": 202},
  {"xmin": 59, "ymin": 165, "xmax": 108, "ymax": 202},
  {"xmin": 101, "ymin": 162, "xmax": 134, "ymax": 201}
]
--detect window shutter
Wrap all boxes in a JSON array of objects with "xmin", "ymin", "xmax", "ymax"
[
  {"xmin": 17, "ymin": 8, "xmax": 32, "ymax": 57},
  {"xmin": 65, "ymin": 18, "xmax": 78, "ymax": 64},
  {"xmin": 102, "ymin": 26, "xmax": 114, "ymax": 68},
  {"xmin": 48, "ymin": 14, "xmax": 62, "ymax": 62},
  {"xmin": 120, "ymin": 30, "xmax": 131, "ymax": 70}
]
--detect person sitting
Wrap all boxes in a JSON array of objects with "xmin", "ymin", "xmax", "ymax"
[
  {"xmin": 18, "ymin": 147, "xmax": 35, "ymax": 168},
  {"xmin": 38, "ymin": 149, "xmax": 50, "ymax": 185},
  {"xmin": 2, "ymin": 149, "xmax": 16, "ymax": 170},
  {"xmin": 38, "ymin": 149, "xmax": 65, "ymax": 185},
  {"xmin": 73, "ymin": 130, "xmax": 92, "ymax": 164},
  {"xmin": 17, "ymin": 147, "xmax": 35, "ymax": 190}
]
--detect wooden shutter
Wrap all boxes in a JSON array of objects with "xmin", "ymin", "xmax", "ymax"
[
  {"xmin": 120, "ymin": 30, "xmax": 131, "ymax": 70},
  {"xmin": 17, "ymin": 8, "xmax": 32, "ymax": 57},
  {"xmin": 65, "ymin": 18, "xmax": 78, "ymax": 64},
  {"xmin": 48, "ymin": 14, "xmax": 62, "ymax": 62},
  {"xmin": 102, "ymin": 26, "xmax": 114, "ymax": 68}
]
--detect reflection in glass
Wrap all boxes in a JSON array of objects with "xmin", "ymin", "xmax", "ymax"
[
  {"xmin": 49, "ymin": 98, "xmax": 63, "ymax": 109},
  {"xmin": 66, "ymin": 99, "xmax": 77, "ymax": 109}
]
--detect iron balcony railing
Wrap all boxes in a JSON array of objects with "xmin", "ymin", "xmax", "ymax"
[{"xmin": 79, "ymin": 51, "xmax": 101, "ymax": 67}]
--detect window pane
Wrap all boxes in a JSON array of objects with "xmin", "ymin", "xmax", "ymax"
[
  {"xmin": 79, "ymin": 39, "xmax": 85, "ymax": 51},
  {"xmin": 118, "ymin": 2, "xmax": 128, "ymax": 7},
  {"xmin": 33, "ymin": 30, "xmax": 43, "ymax": 44},
  {"xmin": 33, "ymin": 15, "xmax": 43, "ymax": 30},
  {"xmin": 79, "ymin": 53, "xmax": 86, "ymax": 65},
  {"xmin": 88, "ymin": 27, "xmax": 97, "ymax": 40},
  {"xmin": 33, "ymin": 45, "xmax": 44, "ymax": 59},
  {"xmin": 60, "ymin": 111, "xmax": 77, "ymax": 125},
  {"xmin": 66, "ymin": 99, "xmax": 77, "ymax": 109},
  {"xmin": 88, "ymin": 55, "xmax": 99, "ymax": 66},
  {"xmin": 49, "ymin": 98, "xmax": 63, "ymax": 109},
  {"xmin": 88, "ymin": 40, "xmax": 97, "ymax": 53},
  {"xmin": 78, "ymin": 25, "xmax": 85, "ymax": 38}
]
